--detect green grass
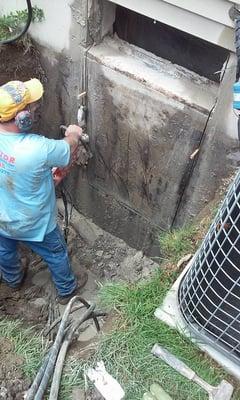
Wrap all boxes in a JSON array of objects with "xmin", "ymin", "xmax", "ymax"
[
  {"xmin": 95, "ymin": 271, "xmax": 240, "ymax": 400},
  {"xmin": 0, "ymin": 318, "xmax": 45, "ymax": 379},
  {"xmin": 0, "ymin": 7, "xmax": 44, "ymax": 41},
  {"xmin": 159, "ymin": 224, "xmax": 199, "ymax": 263}
]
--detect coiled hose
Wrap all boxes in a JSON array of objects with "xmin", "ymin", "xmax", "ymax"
[{"xmin": 26, "ymin": 296, "xmax": 106, "ymax": 400}]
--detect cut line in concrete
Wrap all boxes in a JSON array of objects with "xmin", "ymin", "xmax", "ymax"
[{"xmin": 155, "ymin": 259, "xmax": 240, "ymax": 380}]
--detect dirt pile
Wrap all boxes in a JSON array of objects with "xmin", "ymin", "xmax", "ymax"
[{"xmin": 0, "ymin": 282, "xmax": 47, "ymax": 327}]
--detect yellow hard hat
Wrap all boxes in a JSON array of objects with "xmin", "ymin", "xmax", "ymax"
[{"xmin": 0, "ymin": 78, "xmax": 44, "ymax": 122}]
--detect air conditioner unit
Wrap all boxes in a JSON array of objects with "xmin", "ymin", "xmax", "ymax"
[{"xmin": 178, "ymin": 169, "xmax": 240, "ymax": 365}]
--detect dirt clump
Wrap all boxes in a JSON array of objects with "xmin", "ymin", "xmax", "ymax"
[
  {"xmin": 0, "ymin": 273, "xmax": 48, "ymax": 329},
  {"xmin": 0, "ymin": 337, "xmax": 30, "ymax": 400}
]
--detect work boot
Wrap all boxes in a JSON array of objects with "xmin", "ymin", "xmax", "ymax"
[
  {"xmin": 1, "ymin": 267, "xmax": 28, "ymax": 290},
  {"xmin": 57, "ymin": 271, "xmax": 88, "ymax": 305}
]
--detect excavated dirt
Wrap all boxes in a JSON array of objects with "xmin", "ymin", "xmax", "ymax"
[
  {"xmin": 0, "ymin": 284, "xmax": 47, "ymax": 325},
  {"xmin": 0, "ymin": 42, "xmax": 45, "ymax": 86}
]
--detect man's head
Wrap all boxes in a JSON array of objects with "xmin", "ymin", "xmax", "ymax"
[{"xmin": 0, "ymin": 79, "xmax": 44, "ymax": 132}]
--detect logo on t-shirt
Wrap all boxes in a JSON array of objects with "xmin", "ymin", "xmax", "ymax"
[{"xmin": 0, "ymin": 150, "xmax": 15, "ymax": 175}]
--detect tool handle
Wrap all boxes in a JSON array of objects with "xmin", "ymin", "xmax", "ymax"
[{"xmin": 151, "ymin": 344, "xmax": 196, "ymax": 381}]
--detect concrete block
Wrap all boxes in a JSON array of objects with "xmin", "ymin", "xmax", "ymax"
[{"xmin": 69, "ymin": 37, "xmax": 217, "ymax": 253}]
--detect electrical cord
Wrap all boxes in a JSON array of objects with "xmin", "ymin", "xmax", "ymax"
[
  {"xmin": 0, "ymin": 0, "xmax": 33, "ymax": 45},
  {"xmin": 26, "ymin": 296, "xmax": 105, "ymax": 400}
]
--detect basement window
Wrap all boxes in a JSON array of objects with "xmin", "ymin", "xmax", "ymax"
[{"xmin": 113, "ymin": 6, "xmax": 229, "ymax": 82}]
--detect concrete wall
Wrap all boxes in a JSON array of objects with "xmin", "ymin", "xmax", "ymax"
[{"xmin": 1, "ymin": 0, "xmax": 239, "ymax": 256}]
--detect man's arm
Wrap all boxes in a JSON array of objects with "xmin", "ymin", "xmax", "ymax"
[
  {"xmin": 52, "ymin": 124, "xmax": 83, "ymax": 185},
  {"xmin": 64, "ymin": 124, "xmax": 82, "ymax": 152}
]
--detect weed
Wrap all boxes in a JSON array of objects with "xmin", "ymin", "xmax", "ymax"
[
  {"xmin": 0, "ymin": 7, "xmax": 44, "ymax": 41},
  {"xmin": 159, "ymin": 224, "xmax": 198, "ymax": 263}
]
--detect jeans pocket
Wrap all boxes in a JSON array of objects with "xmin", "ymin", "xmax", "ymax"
[{"xmin": 44, "ymin": 227, "xmax": 66, "ymax": 253}]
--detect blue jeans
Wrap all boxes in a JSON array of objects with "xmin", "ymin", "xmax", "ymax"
[{"xmin": 0, "ymin": 226, "xmax": 77, "ymax": 296}]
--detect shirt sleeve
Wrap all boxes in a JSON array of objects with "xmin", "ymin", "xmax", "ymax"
[{"xmin": 44, "ymin": 138, "xmax": 70, "ymax": 168}]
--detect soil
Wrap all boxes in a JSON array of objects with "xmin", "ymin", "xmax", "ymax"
[
  {"xmin": 0, "ymin": 41, "xmax": 45, "ymax": 86},
  {"xmin": 0, "ymin": 337, "xmax": 31, "ymax": 400},
  {"xmin": 0, "ymin": 278, "xmax": 47, "ymax": 326}
]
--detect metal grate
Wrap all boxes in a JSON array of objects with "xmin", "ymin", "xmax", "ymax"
[{"xmin": 178, "ymin": 169, "xmax": 240, "ymax": 364}]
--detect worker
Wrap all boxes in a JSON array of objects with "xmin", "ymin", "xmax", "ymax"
[{"xmin": 0, "ymin": 79, "xmax": 87, "ymax": 304}]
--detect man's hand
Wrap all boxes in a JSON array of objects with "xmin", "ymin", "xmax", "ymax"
[
  {"xmin": 53, "ymin": 125, "xmax": 82, "ymax": 185},
  {"xmin": 64, "ymin": 124, "xmax": 83, "ymax": 149}
]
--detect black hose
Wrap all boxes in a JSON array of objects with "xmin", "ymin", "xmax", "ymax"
[
  {"xmin": 26, "ymin": 296, "xmax": 78, "ymax": 400},
  {"xmin": 0, "ymin": 0, "xmax": 33, "ymax": 45},
  {"xmin": 26, "ymin": 296, "xmax": 103, "ymax": 400},
  {"xmin": 235, "ymin": 16, "xmax": 240, "ymax": 81},
  {"xmin": 61, "ymin": 188, "xmax": 69, "ymax": 242},
  {"xmin": 49, "ymin": 304, "xmax": 96, "ymax": 400},
  {"xmin": 25, "ymin": 353, "xmax": 51, "ymax": 400}
]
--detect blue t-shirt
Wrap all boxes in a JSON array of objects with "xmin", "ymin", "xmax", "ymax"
[{"xmin": 0, "ymin": 132, "xmax": 70, "ymax": 241}]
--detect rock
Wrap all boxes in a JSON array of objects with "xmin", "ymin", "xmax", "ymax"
[
  {"xmin": 177, "ymin": 254, "xmax": 193, "ymax": 270},
  {"xmin": 71, "ymin": 387, "xmax": 85, "ymax": 400},
  {"xmin": 141, "ymin": 267, "xmax": 152, "ymax": 279},
  {"xmin": 32, "ymin": 269, "xmax": 50, "ymax": 287},
  {"xmin": 108, "ymin": 261, "xmax": 117, "ymax": 269},
  {"xmin": 135, "ymin": 264, "xmax": 143, "ymax": 272},
  {"xmin": 86, "ymin": 388, "xmax": 103, "ymax": 400},
  {"xmin": 133, "ymin": 251, "xmax": 144, "ymax": 262},
  {"xmin": 30, "ymin": 297, "xmax": 47, "ymax": 308},
  {"xmin": 78, "ymin": 324, "xmax": 98, "ymax": 342},
  {"xmin": 96, "ymin": 250, "xmax": 104, "ymax": 257},
  {"xmin": 0, "ymin": 386, "xmax": 7, "ymax": 399}
]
